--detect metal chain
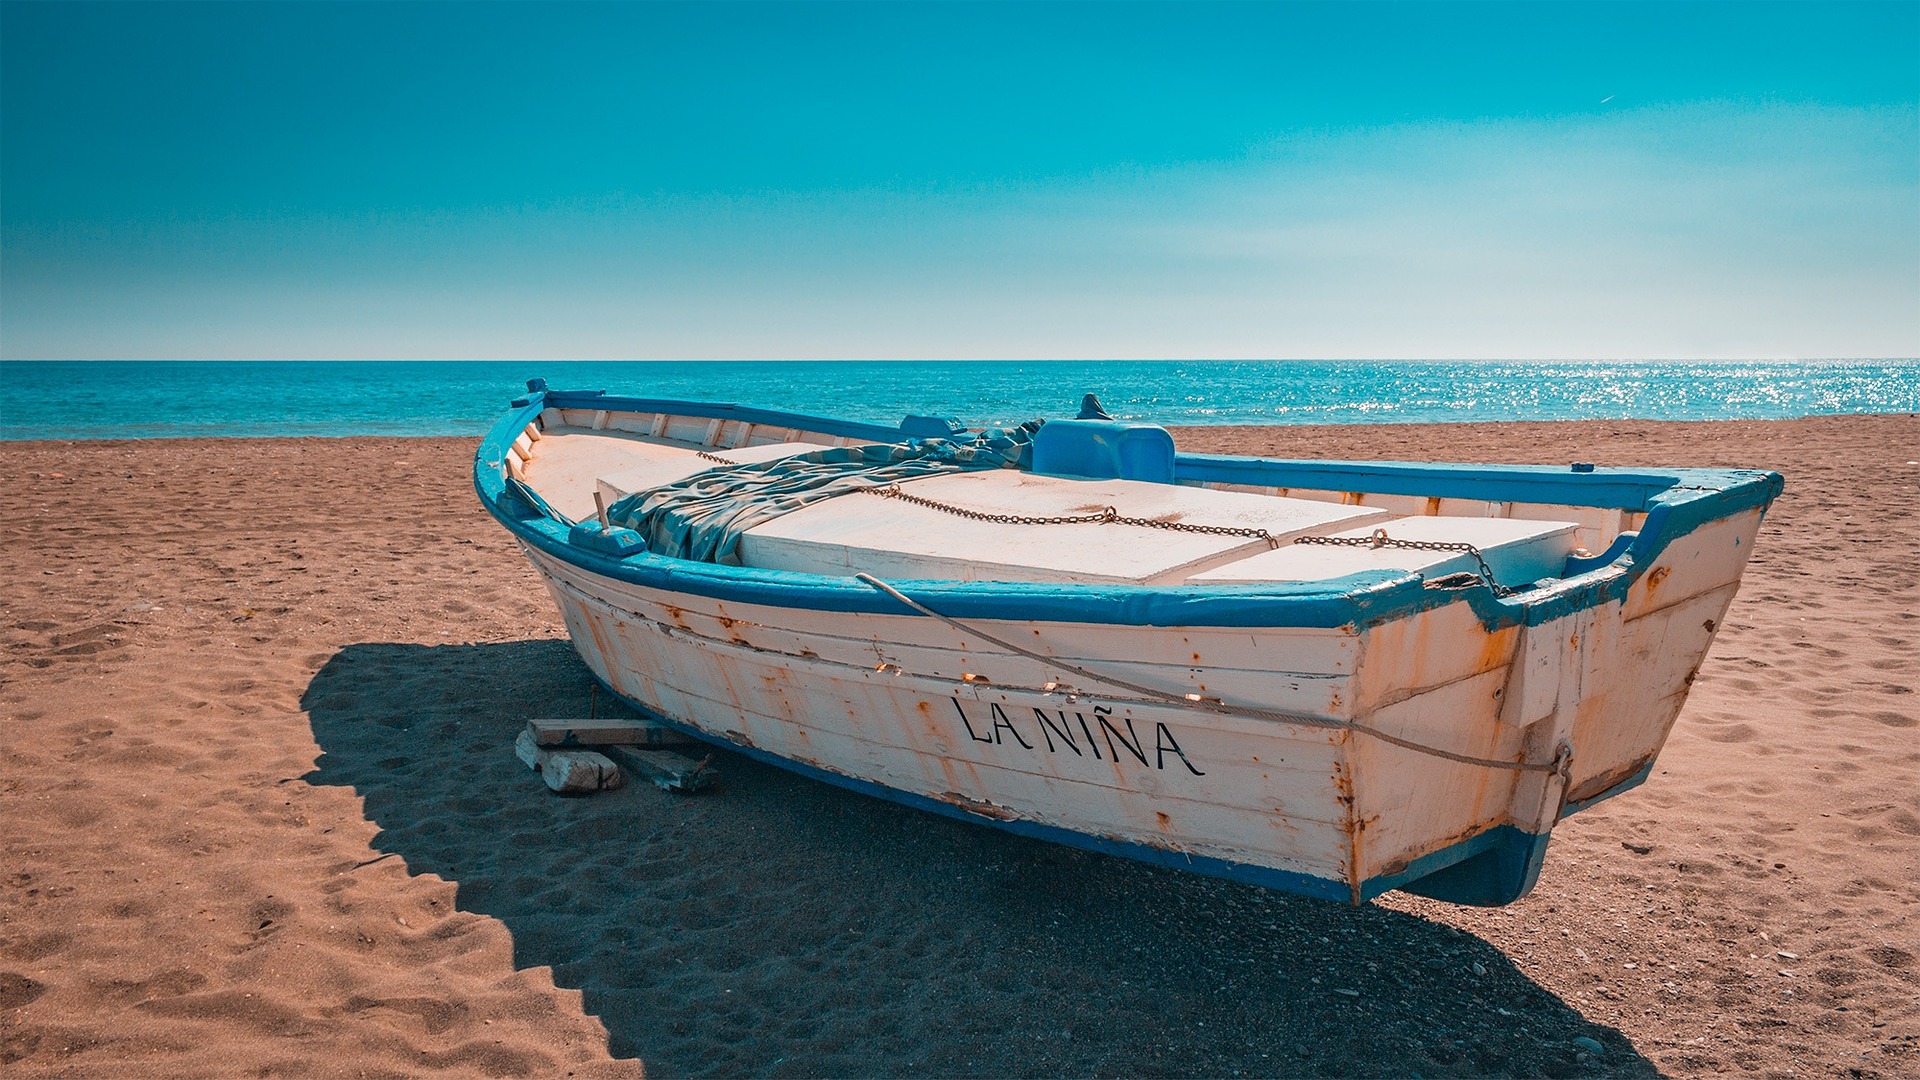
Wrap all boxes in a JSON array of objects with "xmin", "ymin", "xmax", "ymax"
[
  {"xmin": 1295, "ymin": 528, "xmax": 1514, "ymax": 597},
  {"xmin": 861, "ymin": 485, "xmax": 1513, "ymax": 594},
  {"xmin": 694, "ymin": 449, "xmax": 736, "ymax": 464},
  {"xmin": 864, "ymin": 483, "xmax": 1280, "ymax": 547}
]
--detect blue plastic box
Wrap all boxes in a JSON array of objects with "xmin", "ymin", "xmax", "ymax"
[{"xmin": 1030, "ymin": 419, "xmax": 1177, "ymax": 484}]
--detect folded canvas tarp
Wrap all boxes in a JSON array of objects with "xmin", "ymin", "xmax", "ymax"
[{"xmin": 606, "ymin": 425, "xmax": 1038, "ymax": 565}]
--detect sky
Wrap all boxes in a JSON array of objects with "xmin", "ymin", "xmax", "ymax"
[{"xmin": 2, "ymin": 1, "xmax": 1916, "ymax": 360}]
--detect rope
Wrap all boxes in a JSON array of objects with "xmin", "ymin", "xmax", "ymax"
[{"xmin": 852, "ymin": 572, "xmax": 1566, "ymax": 776}]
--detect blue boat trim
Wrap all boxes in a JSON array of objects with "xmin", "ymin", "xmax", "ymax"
[
  {"xmin": 476, "ymin": 388, "xmax": 1783, "ymax": 635},
  {"xmin": 542, "ymin": 389, "xmax": 912, "ymax": 446},
  {"xmin": 1172, "ymin": 451, "xmax": 1690, "ymax": 510}
]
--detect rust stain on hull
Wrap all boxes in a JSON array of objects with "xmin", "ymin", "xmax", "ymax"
[
  {"xmin": 1633, "ymin": 564, "xmax": 1673, "ymax": 612},
  {"xmin": 1372, "ymin": 819, "xmax": 1493, "ymax": 880},
  {"xmin": 936, "ymin": 791, "xmax": 1019, "ymax": 821},
  {"xmin": 1565, "ymin": 752, "xmax": 1657, "ymax": 805},
  {"xmin": 1478, "ymin": 624, "xmax": 1520, "ymax": 672},
  {"xmin": 914, "ymin": 699, "xmax": 946, "ymax": 745},
  {"xmin": 1333, "ymin": 749, "xmax": 1362, "ymax": 905}
]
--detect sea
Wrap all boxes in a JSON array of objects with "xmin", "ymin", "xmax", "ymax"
[{"xmin": 2, "ymin": 359, "xmax": 1914, "ymax": 441}]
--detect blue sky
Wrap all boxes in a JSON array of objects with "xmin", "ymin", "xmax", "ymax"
[{"xmin": 3, "ymin": 1, "xmax": 1915, "ymax": 359}]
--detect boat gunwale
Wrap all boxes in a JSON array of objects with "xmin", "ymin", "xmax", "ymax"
[{"xmin": 475, "ymin": 386, "xmax": 1785, "ymax": 633}]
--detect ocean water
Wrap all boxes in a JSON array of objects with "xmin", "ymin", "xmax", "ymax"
[{"xmin": 2, "ymin": 359, "xmax": 1914, "ymax": 440}]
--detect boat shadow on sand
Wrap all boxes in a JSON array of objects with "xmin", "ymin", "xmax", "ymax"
[{"xmin": 303, "ymin": 640, "xmax": 1654, "ymax": 1079}]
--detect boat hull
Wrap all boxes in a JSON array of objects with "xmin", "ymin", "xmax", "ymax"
[
  {"xmin": 517, "ymin": 503, "xmax": 1761, "ymax": 904},
  {"xmin": 475, "ymin": 386, "xmax": 1782, "ymax": 905}
]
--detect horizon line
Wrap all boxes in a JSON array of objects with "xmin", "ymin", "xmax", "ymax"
[{"xmin": 5, "ymin": 356, "xmax": 1917, "ymax": 365}]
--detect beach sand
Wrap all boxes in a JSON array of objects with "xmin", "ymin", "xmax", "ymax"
[{"xmin": 3, "ymin": 414, "xmax": 1914, "ymax": 1078}]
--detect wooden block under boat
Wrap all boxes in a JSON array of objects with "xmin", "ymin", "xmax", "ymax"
[
  {"xmin": 525, "ymin": 717, "xmax": 700, "ymax": 748},
  {"xmin": 602, "ymin": 746, "xmax": 718, "ymax": 794},
  {"xmin": 513, "ymin": 729, "xmax": 626, "ymax": 793}
]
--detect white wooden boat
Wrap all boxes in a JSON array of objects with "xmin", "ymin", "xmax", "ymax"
[{"xmin": 476, "ymin": 381, "xmax": 1782, "ymax": 905}]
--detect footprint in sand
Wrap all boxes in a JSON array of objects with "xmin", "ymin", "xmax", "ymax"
[
  {"xmin": 1883, "ymin": 810, "xmax": 1920, "ymax": 836},
  {"xmin": 1865, "ymin": 945, "xmax": 1914, "ymax": 969},
  {"xmin": 0, "ymin": 972, "xmax": 46, "ymax": 1009},
  {"xmin": 94, "ymin": 968, "xmax": 208, "ymax": 1005},
  {"xmin": 245, "ymin": 898, "xmax": 296, "ymax": 944}
]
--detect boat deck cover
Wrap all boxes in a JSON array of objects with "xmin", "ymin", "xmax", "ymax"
[
  {"xmin": 526, "ymin": 431, "xmax": 818, "ymax": 522},
  {"xmin": 531, "ymin": 429, "xmax": 1582, "ymax": 588},
  {"xmin": 738, "ymin": 469, "xmax": 1392, "ymax": 584},
  {"xmin": 1188, "ymin": 515, "xmax": 1580, "ymax": 587}
]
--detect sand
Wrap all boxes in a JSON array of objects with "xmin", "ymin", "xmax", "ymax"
[{"xmin": 2, "ymin": 414, "xmax": 1914, "ymax": 1078}]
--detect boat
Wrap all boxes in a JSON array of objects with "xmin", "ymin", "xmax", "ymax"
[{"xmin": 474, "ymin": 380, "xmax": 1783, "ymax": 906}]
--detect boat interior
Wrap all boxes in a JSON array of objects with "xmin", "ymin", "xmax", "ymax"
[{"xmin": 509, "ymin": 405, "xmax": 1645, "ymax": 590}]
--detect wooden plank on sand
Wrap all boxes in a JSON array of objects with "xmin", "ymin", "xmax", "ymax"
[
  {"xmin": 514, "ymin": 729, "xmax": 625, "ymax": 793},
  {"xmin": 603, "ymin": 745, "xmax": 717, "ymax": 794},
  {"xmin": 526, "ymin": 717, "xmax": 698, "ymax": 748}
]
